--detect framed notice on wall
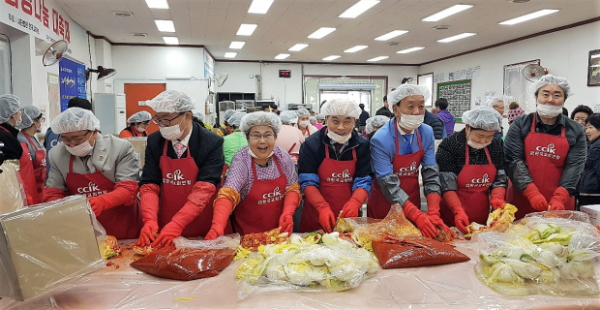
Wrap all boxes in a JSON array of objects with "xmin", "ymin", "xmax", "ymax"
[{"xmin": 436, "ymin": 79, "xmax": 471, "ymax": 122}]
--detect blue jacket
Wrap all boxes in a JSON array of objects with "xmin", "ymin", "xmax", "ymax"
[
  {"xmin": 580, "ymin": 138, "xmax": 600, "ymax": 195},
  {"xmin": 44, "ymin": 128, "xmax": 62, "ymax": 175}
]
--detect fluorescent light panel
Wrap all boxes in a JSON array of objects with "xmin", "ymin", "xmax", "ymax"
[
  {"xmin": 248, "ymin": 0, "xmax": 274, "ymax": 14},
  {"xmin": 374, "ymin": 30, "xmax": 408, "ymax": 41},
  {"xmin": 422, "ymin": 4, "xmax": 473, "ymax": 22},
  {"xmin": 289, "ymin": 44, "xmax": 309, "ymax": 51},
  {"xmin": 307, "ymin": 27, "xmax": 336, "ymax": 39},
  {"xmin": 224, "ymin": 52, "xmax": 237, "ymax": 58},
  {"xmin": 322, "ymin": 55, "xmax": 341, "ymax": 61},
  {"xmin": 163, "ymin": 36, "xmax": 179, "ymax": 45},
  {"xmin": 499, "ymin": 9, "xmax": 559, "ymax": 25},
  {"xmin": 229, "ymin": 41, "xmax": 245, "ymax": 49},
  {"xmin": 237, "ymin": 24, "xmax": 257, "ymax": 36},
  {"xmin": 275, "ymin": 53, "xmax": 290, "ymax": 59},
  {"xmin": 397, "ymin": 47, "xmax": 424, "ymax": 54},
  {"xmin": 339, "ymin": 0, "xmax": 380, "ymax": 18},
  {"xmin": 344, "ymin": 45, "xmax": 368, "ymax": 53},
  {"xmin": 367, "ymin": 56, "xmax": 388, "ymax": 62},
  {"xmin": 155, "ymin": 20, "xmax": 175, "ymax": 32},
  {"xmin": 437, "ymin": 32, "xmax": 476, "ymax": 43},
  {"xmin": 145, "ymin": 0, "xmax": 169, "ymax": 9}
]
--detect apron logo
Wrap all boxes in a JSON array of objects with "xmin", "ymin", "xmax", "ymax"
[
  {"xmin": 530, "ymin": 143, "xmax": 561, "ymax": 160},
  {"xmin": 163, "ymin": 169, "xmax": 192, "ymax": 186},
  {"xmin": 397, "ymin": 161, "xmax": 418, "ymax": 176},
  {"xmin": 326, "ymin": 169, "xmax": 353, "ymax": 183},
  {"xmin": 77, "ymin": 182, "xmax": 108, "ymax": 197},
  {"xmin": 259, "ymin": 186, "xmax": 284, "ymax": 205},
  {"xmin": 466, "ymin": 173, "xmax": 492, "ymax": 188}
]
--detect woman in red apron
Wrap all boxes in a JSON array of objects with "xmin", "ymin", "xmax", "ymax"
[
  {"xmin": 119, "ymin": 110, "xmax": 151, "ymax": 139},
  {"xmin": 505, "ymin": 75, "xmax": 585, "ymax": 219},
  {"xmin": 136, "ymin": 90, "xmax": 228, "ymax": 248},
  {"xmin": 17, "ymin": 106, "xmax": 47, "ymax": 203},
  {"xmin": 298, "ymin": 100, "xmax": 371, "ymax": 233},
  {"xmin": 436, "ymin": 107, "xmax": 507, "ymax": 233},
  {"xmin": 205, "ymin": 112, "xmax": 301, "ymax": 239},
  {"xmin": 42, "ymin": 108, "xmax": 142, "ymax": 239}
]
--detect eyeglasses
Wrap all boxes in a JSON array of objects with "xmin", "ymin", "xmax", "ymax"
[
  {"xmin": 248, "ymin": 133, "xmax": 275, "ymax": 141},
  {"xmin": 60, "ymin": 130, "xmax": 91, "ymax": 144},
  {"xmin": 35, "ymin": 117, "xmax": 46, "ymax": 124},
  {"xmin": 152, "ymin": 113, "xmax": 184, "ymax": 127}
]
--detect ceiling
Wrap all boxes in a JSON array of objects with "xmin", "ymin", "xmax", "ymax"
[{"xmin": 55, "ymin": 0, "xmax": 600, "ymax": 65}]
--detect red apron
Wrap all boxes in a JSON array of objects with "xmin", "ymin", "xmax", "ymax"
[
  {"xmin": 440, "ymin": 143, "xmax": 496, "ymax": 226},
  {"xmin": 232, "ymin": 157, "xmax": 287, "ymax": 235},
  {"xmin": 0, "ymin": 126, "xmax": 37, "ymax": 205},
  {"xmin": 158, "ymin": 141, "xmax": 230, "ymax": 237},
  {"xmin": 506, "ymin": 113, "xmax": 575, "ymax": 219},
  {"xmin": 23, "ymin": 133, "xmax": 46, "ymax": 198},
  {"xmin": 367, "ymin": 128, "xmax": 424, "ymax": 219},
  {"xmin": 65, "ymin": 155, "xmax": 142, "ymax": 239},
  {"xmin": 299, "ymin": 145, "xmax": 357, "ymax": 232}
]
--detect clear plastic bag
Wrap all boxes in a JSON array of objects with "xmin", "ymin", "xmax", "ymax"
[
  {"xmin": 475, "ymin": 212, "xmax": 600, "ymax": 296},
  {"xmin": 0, "ymin": 160, "xmax": 27, "ymax": 214}
]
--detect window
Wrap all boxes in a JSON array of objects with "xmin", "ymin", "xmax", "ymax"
[
  {"xmin": 0, "ymin": 36, "xmax": 11, "ymax": 94},
  {"xmin": 417, "ymin": 72, "xmax": 433, "ymax": 107}
]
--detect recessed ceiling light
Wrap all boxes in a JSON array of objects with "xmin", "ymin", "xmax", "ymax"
[
  {"xmin": 289, "ymin": 44, "xmax": 309, "ymax": 52},
  {"xmin": 155, "ymin": 20, "xmax": 175, "ymax": 32},
  {"xmin": 163, "ymin": 36, "xmax": 179, "ymax": 45},
  {"xmin": 422, "ymin": 4, "xmax": 473, "ymax": 22},
  {"xmin": 367, "ymin": 56, "xmax": 389, "ymax": 62},
  {"xmin": 224, "ymin": 52, "xmax": 237, "ymax": 58},
  {"xmin": 374, "ymin": 30, "xmax": 408, "ymax": 41},
  {"xmin": 248, "ymin": 0, "xmax": 274, "ymax": 14},
  {"xmin": 437, "ymin": 32, "xmax": 476, "ymax": 43},
  {"xmin": 307, "ymin": 27, "xmax": 336, "ymax": 39},
  {"xmin": 237, "ymin": 24, "xmax": 257, "ymax": 36},
  {"xmin": 344, "ymin": 45, "xmax": 368, "ymax": 53},
  {"xmin": 339, "ymin": 0, "xmax": 380, "ymax": 19},
  {"xmin": 113, "ymin": 11, "xmax": 134, "ymax": 17},
  {"xmin": 322, "ymin": 55, "xmax": 341, "ymax": 61},
  {"xmin": 397, "ymin": 47, "xmax": 424, "ymax": 54},
  {"xmin": 145, "ymin": 0, "xmax": 169, "ymax": 9},
  {"xmin": 275, "ymin": 53, "xmax": 290, "ymax": 60},
  {"xmin": 499, "ymin": 9, "xmax": 559, "ymax": 25},
  {"xmin": 229, "ymin": 41, "xmax": 245, "ymax": 49}
]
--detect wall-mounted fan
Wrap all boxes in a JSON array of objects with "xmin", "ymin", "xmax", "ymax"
[
  {"xmin": 36, "ymin": 40, "xmax": 68, "ymax": 66},
  {"xmin": 86, "ymin": 66, "xmax": 116, "ymax": 81},
  {"xmin": 523, "ymin": 64, "xmax": 548, "ymax": 82}
]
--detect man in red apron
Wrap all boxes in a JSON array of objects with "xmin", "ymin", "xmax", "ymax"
[
  {"xmin": 505, "ymin": 75, "xmax": 586, "ymax": 219},
  {"xmin": 370, "ymin": 84, "xmax": 451, "ymax": 239},
  {"xmin": 436, "ymin": 107, "xmax": 507, "ymax": 233},
  {"xmin": 42, "ymin": 108, "xmax": 142, "ymax": 239},
  {"xmin": 137, "ymin": 90, "xmax": 227, "ymax": 248},
  {"xmin": 17, "ymin": 106, "xmax": 47, "ymax": 203},
  {"xmin": 298, "ymin": 99, "xmax": 371, "ymax": 233}
]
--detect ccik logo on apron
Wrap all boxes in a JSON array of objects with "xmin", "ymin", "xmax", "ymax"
[
  {"xmin": 466, "ymin": 173, "xmax": 492, "ymax": 188},
  {"xmin": 396, "ymin": 161, "xmax": 418, "ymax": 177},
  {"xmin": 326, "ymin": 169, "xmax": 352, "ymax": 183},
  {"xmin": 163, "ymin": 169, "xmax": 192, "ymax": 186},
  {"xmin": 77, "ymin": 182, "xmax": 108, "ymax": 197},
  {"xmin": 259, "ymin": 186, "xmax": 283, "ymax": 205},
  {"xmin": 530, "ymin": 143, "xmax": 562, "ymax": 160}
]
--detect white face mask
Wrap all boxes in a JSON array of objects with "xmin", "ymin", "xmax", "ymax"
[
  {"xmin": 536, "ymin": 104, "xmax": 562, "ymax": 118},
  {"xmin": 65, "ymin": 134, "xmax": 94, "ymax": 157},
  {"xmin": 398, "ymin": 113, "xmax": 424, "ymax": 132},
  {"xmin": 327, "ymin": 130, "xmax": 351, "ymax": 144},
  {"xmin": 248, "ymin": 148, "xmax": 274, "ymax": 159},
  {"xmin": 159, "ymin": 116, "xmax": 187, "ymax": 141},
  {"xmin": 467, "ymin": 139, "xmax": 491, "ymax": 150},
  {"xmin": 136, "ymin": 126, "xmax": 146, "ymax": 133},
  {"xmin": 299, "ymin": 120, "xmax": 310, "ymax": 128}
]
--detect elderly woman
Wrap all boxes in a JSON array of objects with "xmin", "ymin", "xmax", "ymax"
[
  {"xmin": 42, "ymin": 108, "xmax": 142, "ymax": 238},
  {"xmin": 277, "ymin": 110, "xmax": 305, "ymax": 165},
  {"xmin": 507, "ymin": 101, "xmax": 525, "ymax": 126},
  {"xmin": 579, "ymin": 113, "xmax": 600, "ymax": 207},
  {"xmin": 17, "ymin": 106, "xmax": 46, "ymax": 201},
  {"xmin": 365, "ymin": 115, "xmax": 390, "ymax": 140},
  {"xmin": 296, "ymin": 108, "xmax": 318, "ymax": 138},
  {"xmin": 436, "ymin": 107, "xmax": 507, "ymax": 233},
  {"xmin": 570, "ymin": 105, "xmax": 593, "ymax": 127},
  {"xmin": 505, "ymin": 75, "xmax": 586, "ymax": 219},
  {"xmin": 223, "ymin": 111, "xmax": 248, "ymax": 168},
  {"xmin": 205, "ymin": 112, "xmax": 300, "ymax": 238},
  {"xmin": 120, "ymin": 111, "xmax": 151, "ymax": 138},
  {"xmin": 314, "ymin": 113, "xmax": 325, "ymax": 130}
]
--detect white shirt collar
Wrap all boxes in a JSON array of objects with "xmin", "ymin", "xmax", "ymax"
[{"xmin": 176, "ymin": 128, "xmax": 192, "ymax": 147}]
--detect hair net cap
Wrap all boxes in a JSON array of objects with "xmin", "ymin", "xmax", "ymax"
[
  {"xmin": 532, "ymin": 74, "xmax": 574, "ymax": 97},
  {"xmin": 147, "ymin": 90, "xmax": 195, "ymax": 113},
  {"xmin": 16, "ymin": 105, "xmax": 41, "ymax": 129},
  {"xmin": 51, "ymin": 107, "xmax": 100, "ymax": 134},
  {"xmin": 280, "ymin": 111, "xmax": 299, "ymax": 124},
  {"xmin": 321, "ymin": 99, "xmax": 361, "ymax": 119},
  {"xmin": 193, "ymin": 112, "xmax": 204, "ymax": 122},
  {"xmin": 387, "ymin": 84, "xmax": 431, "ymax": 106},
  {"xmin": 127, "ymin": 110, "xmax": 152, "ymax": 123},
  {"xmin": 295, "ymin": 108, "xmax": 310, "ymax": 117},
  {"xmin": 0, "ymin": 94, "xmax": 21, "ymax": 124},
  {"xmin": 316, "ymin": 113, "xmax": 325, "ymax": 120},
  {"xmin": 366, "ymin": 115, "xmax": 390, "ymax": 134},
  {"xmin": 240, "ymin": 112, "xmax": 282, "ymax": 136},
  {"xmin": 462, "ymin": 107, "xmax": 502, "ymax": 131},
  {"xmin": 228, "ymin": 111, "xmax": 246, "ymax": 127},
  {"xmin": 223, "ymin": 109, "xmax": 236, "ymax": 123},
  {"xmin": 309, "ymin": 116, "xmax": 317, "ymax": 123}
]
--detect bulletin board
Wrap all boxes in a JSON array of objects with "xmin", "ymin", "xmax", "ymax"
[{"xmin": 436, "ymin": 79, "xmax": 471, "ymax": 122}]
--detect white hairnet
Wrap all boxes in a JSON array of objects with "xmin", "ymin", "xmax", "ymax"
[
  {"xmin": 321, "ymin": 99, "xmax": 361, "ymax": 119},
  {"xmin": 387, "ymin": 84, "xmax": 431, "ymax": 106},
  {"xmin": 366, "ymin": 115, "xmax": 390, "ymax": 134},
  {"xmin": 0, "ymin": 94, "xmax": 21, "ymax": 123},
  {"xmin": 280, "ymin": 111, "xmax": 298, "ymax": 124},
  {"xmin": 51, "ymin": 107, "xmax": 100, "ymax": 134},
  {"xmin": 462, "ymin": 107, "xmax": 502, "ymax": 132},
  {"xmin": 223, "ymin": 109, "xmax": 235, "ymax": 124},
  {"xmin": 532, "ymin": 74, "xmax": 574, "ymax": 97},
  {"xmin": 127, "ymin": 110, "xmax": 152, "ymax": 123},
  {"xmin": 16, "ymin": 105, "xmax": 41, "ymax": 129},
  {"xmin": 228, "ymin": 111, "xmax": 246, "ymax": 127},
  {"xmin": 240, "ymin": 112, "xmax": 282, "ymax": 136},
  {"xmin": 316, "ymin": 113, "xmax": 325, "ymax": 120},
  {"xmin": 193, "ymin": 112, "xmax": 204, "ymax": 122},
  {"xmin": 309, "ymin": 116, "xmax": 317, "ymax": 124},
  {"xmin": 295, "ymin": 108, "xmax": 310, "ymax": 117},
  {"xmin": 147, "ymin": 90, "xmax": 195, "ymax": 113}
]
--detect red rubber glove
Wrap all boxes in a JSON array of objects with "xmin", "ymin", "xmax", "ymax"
[
  {"xmin": 340, "ymin": 188, "xmax": 368, "ymax": 218},
  {"xmin": 548, "ymin": 186, "xmax": 570, "ymax": 211},
  {"xmin": 490, "ymin": 187, "xmax": 506, "ymax": 210},
  {"xmin": 425, "ymin": 193, "xmax": 453, "ymax": 237},
  {"xmin": 87, "ymin": 180, "xmax": 138, "ymax": 217},
  {"xmin": 279, "ymin": 191, "xmax": 300, "ymax": 236},
  {"xmin": 304, "ymin": 185, "xmax": 335, "ymax": 233},
  {"xmin": 523, "ymin": 183, "xmax": 549, "ymax": 212},
  {"xmin": 41, "ymin": 187, "xmax": 67, "ymax": 202},
  {"xmin": 402, "ymin": 200, "xmax": 438, "ymax": 238},
  {"xmin": 205, "ymin": 197, "xmax": 233, "ymax": 240},
  {"xmin": 153, "ymin": 182, "xmax": 216, "ymax": 248},
  {"xmin": 442, "ymin": 191, "xmax": 470, "ymax": 234},
  {"xmin": 136, "ymin": 184, "xmax": 160, "ymax": 246}
]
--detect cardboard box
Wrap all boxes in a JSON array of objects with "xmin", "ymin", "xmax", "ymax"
[
  {"xmin": 580, "ymin": 204, "xmax": 600, "ymax": 226},
  {"xmin": 0, "ymin": 196, "xmax": 104, "ymax": 300},
  {"xmin": 126, "ymin": 137, "xmax": 147, "ymax": 169}
]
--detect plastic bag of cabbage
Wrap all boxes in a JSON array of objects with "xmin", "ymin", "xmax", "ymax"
[
  {"xmin": 475, "ymin": 212, "xmax": 600, "ymax": 296},
  {"xmin": 236, "ymin": 232, "xmax": 380, "ymax": 298}
]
